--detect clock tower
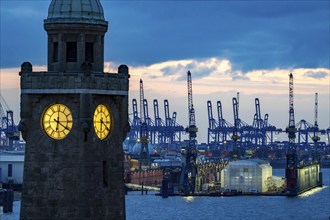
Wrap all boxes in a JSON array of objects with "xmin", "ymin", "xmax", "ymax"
[{"xmin": 19, "ymin": 0, "xmax": 129, "ymax": 219}]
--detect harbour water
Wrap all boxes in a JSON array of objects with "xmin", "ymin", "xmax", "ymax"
[{"xmin": 2, "ymin": 169, "xmax": 330, "ymax": 220}]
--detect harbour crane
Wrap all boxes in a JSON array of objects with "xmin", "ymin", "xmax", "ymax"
[
  {"xmin": 153, "ymin": 99, "xmax": 164, "ymax": 145},
  {"xmin": 139, "ymin": 79, "xmax": 150, "ymax": 169},
  {"xmin": 207, "ymin": 100, "xmax": 218, "ymax": 148},
  {"xmin": 285, "ymin": 73, "xmax": 298, "ymax": 194},
  {"xmin": 216, "ymin": 101, "xmax": 234, "ymax": 146},
  {"xmin": 180, "ymin": 70, "xmax": 198, "ymax": 195},
  {"xmin": 0, "ymin": 95, "xmax": 20, "ymax": 150},
  {"xmin": 231, "ymin": 97, "xmax": 240, "ymax": 158},
  {"xmin": 311, "ymin": 93, "xmax": 320, "ymax": 145},
  {"xmin": 252, "ymin": 98, "xmax": 263, "ymax": 146}
]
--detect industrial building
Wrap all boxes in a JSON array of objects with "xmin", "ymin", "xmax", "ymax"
[
  {"xmin": 221, "ymin": 159, "xmax": 272, "ymax": 193},
  {"xmin": 0, "ymin": 151, "xmax": 24, "ymax": 185}
]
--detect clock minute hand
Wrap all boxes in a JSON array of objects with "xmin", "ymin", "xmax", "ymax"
[
  {"xmin": 54, "ymin": 119, "xmax": 70, "ymax": 130},
  {"xmin": 100, "ymin": 119, "xmax": 110, "ymax": 131}
]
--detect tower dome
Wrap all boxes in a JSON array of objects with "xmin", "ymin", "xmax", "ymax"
[
  {"xmin": 46, "ymin": 0, "xmax": 107, "ymax": 25},
  {"xmin": 44, "ymin": 0, "xmax": 108, "ymax": 72}
]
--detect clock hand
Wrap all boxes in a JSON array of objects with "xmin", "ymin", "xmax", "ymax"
[
  {"xmin": 54, "ymin": 118, "xmax": 59, "ymax": 131},
  {"xmin": 57, "ymin": 109, "xmax": 60, "ymax": 131},
  {"xmin": 100, "ymin": 119, "xmax": 110, "ymax": 131},
  {"xmin": 54, "ymin": 119, "xmax": 70, "ymax": 130}
]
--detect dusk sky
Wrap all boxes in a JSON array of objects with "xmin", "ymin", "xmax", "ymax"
[{"xmin": 0, "ymin": 0, "xmax": 329, "ymax": 143}]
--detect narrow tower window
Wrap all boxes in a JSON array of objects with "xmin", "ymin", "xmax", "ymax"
[
  {"xmin": 66, "ymin": 42, "xmax": 77, "ymax": 62},
  {"xmin": 103, "ymin": 161, "xmax": 109, "ymax": 187},
  {"xmin": 53, "ymin": 42, "xmax": 58, "ymax": 62},
  {"xmin": 85, "ymin": 42, "xmax": 94, "ymax": 63}
]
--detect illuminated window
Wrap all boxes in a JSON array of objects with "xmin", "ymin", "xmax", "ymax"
[
  {"xmin": 85, "ymin": 42, "xmax": 94, "ymax": 63},
  {"xmin": 53, "ymin": 42, "xmax": 58, "ymax": 62},
  {"xmin": 66, "ymin": 42, "xmax": 77, "ymax": 62}
]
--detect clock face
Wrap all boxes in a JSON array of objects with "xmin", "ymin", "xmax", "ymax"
[
  {"xmin": 94, "ymin": 104, "xmax": 111, "ymax": 140},
  {"xmin": 41, "ymin": 104, "xmax": 73, "ymax": 140}
]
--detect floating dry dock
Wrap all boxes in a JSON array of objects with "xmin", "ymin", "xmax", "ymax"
[{"xmin": 159, "ymin": 159, "xmax": 323, "ymax": 198}]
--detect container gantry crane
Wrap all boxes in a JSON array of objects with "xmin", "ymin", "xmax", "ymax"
[
  {"xmin": 295, "ymin": 93, "xmax": 326, "ymax": 149},
  {"xmin": 207, "ymin": 100, "xmax": 234, "ymax": 150},
  {"xmin": 252, "ymin": 98, "xmax": 263, "ymax": 146},
  {"xmin": 0, "ymin": 95, "xmax": 20, "ymax": 150},
  {"xmin": 207, "ymin": 100, "xmax": 218, "ymax": 148},
  {"xmin": 153, "ymin": 99, "xmax": 165, "ymax": 145},
  {"xmin": 216, "ymin": 101, "xmax": 234, "ymax": 146},
  {"xmin": 163, "ymin": 99, "xmax": 184, "ymax": 149},
  {"xmin": 252, "ymin": 98, "xmax": 281, "ymax": 147}
]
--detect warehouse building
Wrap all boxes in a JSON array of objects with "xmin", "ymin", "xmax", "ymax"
[{"xmin": 221, "ymin": 159, "xmax": 272, "ymax": 193}]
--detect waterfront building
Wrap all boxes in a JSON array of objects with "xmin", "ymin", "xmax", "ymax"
[{"xmin": 0, "ymin": 151, "xmax": 24, "ymax": 185}]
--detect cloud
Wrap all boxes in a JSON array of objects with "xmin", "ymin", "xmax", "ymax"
[
  {"xmin": 102, "ymin": 58, "xmax": 330, "ymax": 98},
  {"xmin": 1, "ymin": 58, "xmax": 329, "ymax": 143},
  {"xmin": 0, "ymin": 65, "xmax": 47, "ymax": 89},
  {"xmin": 304, "ymin": 71, "xmax": 328, "ymax": 79}
]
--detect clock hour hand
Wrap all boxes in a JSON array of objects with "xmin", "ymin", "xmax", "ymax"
[{"xmin": 54, "ymin": 119, "xmax": 70, "ymax": 130}]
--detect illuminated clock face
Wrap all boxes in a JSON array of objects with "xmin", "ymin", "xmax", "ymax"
[
  {"xmin": 94, "ymin": 104, "xmax": 111, "ymax": 140},
  {"xmin": 42, "ymin": 104, "xmax": 73, "ymax": 140}
]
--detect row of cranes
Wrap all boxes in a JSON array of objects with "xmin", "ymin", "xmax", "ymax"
[
  {"xmin": 0, "ymin": 95, "xmax": 21, "ymax": 151},
  {"xmin": 207, "ymin": 97, "xmax": 282, "ymax": 150},
  {"xmin": 125, "ymin": 72, "xmax": 198, "ymax": 194},
  {"xmin": 124, "ymin": 78, "xmax": 186, "ymax": 169},
  {"xmin": 126, "ymin": 79, "xmax": 329, "ymax": 153},
  {"xmin": 125, "ymin": 92, "xmax": 185, "ymax": 151},
  {"xmin": 207, "ymin": 91, "xmax": 328, "ymax": 151}
]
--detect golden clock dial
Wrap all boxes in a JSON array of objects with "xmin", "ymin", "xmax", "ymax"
[
  {"xmin": 42, "ymin": 104, "xmax": 73, "ymax": 140},
  {"xmin": 94, "ymin": 104, "xmax": 111, "ymax": 140}
]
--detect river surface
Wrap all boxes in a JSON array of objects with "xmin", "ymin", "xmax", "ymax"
[{"xmin": 2, "ymin": 169, "xmax": 330, "ymax": 220}]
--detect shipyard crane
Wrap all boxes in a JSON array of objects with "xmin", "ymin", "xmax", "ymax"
[
  {"xmin": 231, "ymin": 97, "xmax": 240, "ymax": 158},
  {"xmin": 139, "ymin": 79, "xmax": 150, "ymax": 169},
  {"xmin": 285, "ymin": 73, "xmax": 298, "ymax": 194},
  {"xmin": 311, "ymin": 93, "xmax": 320, "ymax": 145},
  {"xmin": 237, "ymin": 92, "xmax": 240, "ymax": 114},
  {"xmin": 180, "ymin": 70, "xmax": 198, "ymax": 195}
]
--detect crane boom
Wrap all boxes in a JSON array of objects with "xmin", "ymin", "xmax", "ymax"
[
  {"xmin": 285, "ymin": 73, "xmax": 298, "ymax": 194},
  {"xmin": 314, "ymin": 92, "xmax": 318, "ymax": 127},
  {"xmin": 187, "ymin": 71, "xmax": 195, "ymax": 127},
  {"xmin": 180, "ymin": 70, "xmax": 198, "ymax": 195},
  {"xmin": 287, "ymin": 73, "xmax": 296, "ymax": 146},
  {"xmin": 140, "ymin": 79, "xmax": 145, "ymax": 123}
]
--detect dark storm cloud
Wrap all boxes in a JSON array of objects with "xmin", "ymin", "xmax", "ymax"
[
  {"xmin": 106, "ymin": 1, "xmax": 329, "ymax": 73},
  {"xmin": 0, "ymin": 1, "xmax": 329, "ymax": 73}
]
